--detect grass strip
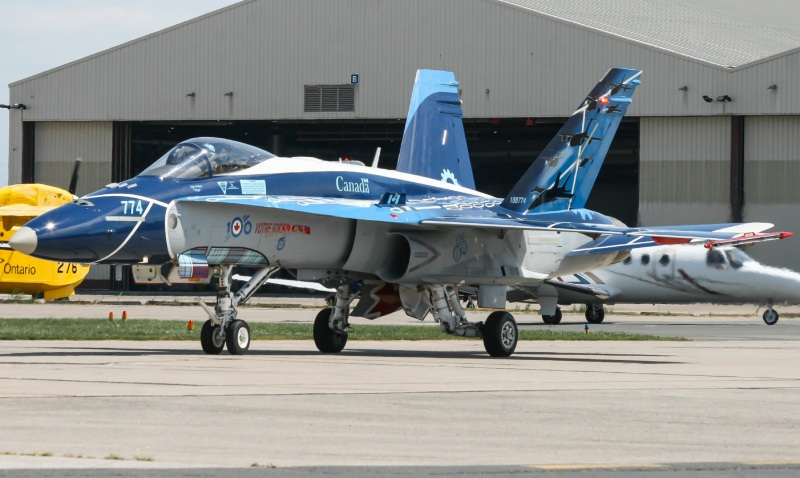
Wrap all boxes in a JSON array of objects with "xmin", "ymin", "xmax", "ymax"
[{"xmin": 0, "ymin": 318, "xmax": 682, "ymax": 341}]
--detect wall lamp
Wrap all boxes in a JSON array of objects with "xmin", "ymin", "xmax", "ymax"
[
  {"xmin": 0, "ymin": 103, "xmax": 27, "ymax": 110},
  {"xmin": 716, "ymin": 95, "xmax": 733, "ymax": 102},
  {"xmin": 224, "ymin": 91, "xmax": 233, "ymax": 97},
  {"xmin": 678, "ymin": 85, "xmax": 688, "ymax": 91},
  {"xmin": 767, "ymin": 84, "xmax": 777, "ymax": 91},
  {"xmin": 702, "ymin": 95, "xmax": 713, "ymax": 103},
  {"xmin": 185, "ymin": 92, "xmax": 195, "ymax": 97}
]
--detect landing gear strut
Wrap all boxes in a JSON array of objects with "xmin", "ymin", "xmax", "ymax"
[
  {"xmin": 313, "ymin": 285, "xmax": 355, "ymax": 353},
  {"xmin": 197, "ymin": 265, "xmax": 277, "ymax": 355},
  {"xmin": 424, "ymin": 285, "xmax": 518, "ymax": 357}
]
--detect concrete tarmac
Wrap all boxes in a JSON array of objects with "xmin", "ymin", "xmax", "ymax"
[
  {"xmin": 1, "ymin": 297, "xmax": 799, "ymax": 475},
  {"xmin": 2, "ymin": 293, "xmax": 799, "ymax": 341}
]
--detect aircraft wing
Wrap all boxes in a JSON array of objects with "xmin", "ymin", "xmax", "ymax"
[
  {"xmin": 173, "ymin": 196, "xmax": 790, "ymax": 251},
  {"xmin": 172, "ymin": 195, "xmax": 636, "ymax": 236}
]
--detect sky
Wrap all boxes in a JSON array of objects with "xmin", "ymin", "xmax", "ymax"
[{"xmin": 0, "ymin": 0, "xmax": 241, "ymax": 186}]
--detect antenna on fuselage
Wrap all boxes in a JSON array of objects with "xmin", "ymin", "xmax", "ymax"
[{"xmin": 371, "ymin": 147, "xmax": 381, "ymax": 168}]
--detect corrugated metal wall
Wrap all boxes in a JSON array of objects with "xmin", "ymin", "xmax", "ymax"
[
  {"xmin": 32, "ymin": 121, "xmax": 114, "ymax": 282},
  {"xmin": 33, "ymin": 122, "xmax": 113, "ymax": 197},
  {"xmin": 743, "ymin": 116, "xmax": 800, "ymax": 270},
  {"xmin": 639, "ymin": 117, "xmax": 732, "ymax": 225},
  {"xmin": 10, "ymin": 0, "xmax": 800, "ymax": 124}
]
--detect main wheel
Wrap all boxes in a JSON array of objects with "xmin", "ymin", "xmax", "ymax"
[
  {"xmin": 482, "ymin": 311, "xmax": 518, "ymax": 357},
  {"xmin": 763, "ymin": 309, "xmax": 779, "ymax": 325},
  {"xmin": 200, "ymin": 319, "xmax": 225, "ymax": 354},
  {"xmin": 585, "ymin": 304, "xmax": 605, "ymax": 324},
  {"xmin": 225, "ymin": 320, "xmax": 251, "ymax": 355},
  {"xmin": 541, "ymin": 307, "xmax": 562, "ymax": 325},
  {"xmin": 313, "ymin": 308, "xmax": 348, "ymax": 353}
]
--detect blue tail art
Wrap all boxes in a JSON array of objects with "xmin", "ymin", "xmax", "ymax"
[
  {"xmin": 500, "ymin": 68, "xmax": 642, "ymax": 214},
  {"xmin": 396, "ymin": 70, "xmax": 476, "ymax": 190}
]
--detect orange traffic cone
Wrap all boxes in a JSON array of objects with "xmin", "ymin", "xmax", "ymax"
[
  {"xmin": 187, "ymin": 320, "xmax": 194, "ymax": 331},
  {"xmin": 108, "ymin": 312, "xmax": 114, "ymax": 321},
  {"xmin": 122, "ymin": 311, "xmax": 128, "ymax": 321}
]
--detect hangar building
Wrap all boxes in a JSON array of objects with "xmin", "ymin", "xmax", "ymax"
[{"xmin": 6, "ymin": 0, "xmax": 800, "ymax": 288}]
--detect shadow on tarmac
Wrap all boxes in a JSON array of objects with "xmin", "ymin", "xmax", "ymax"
[{"xmin": 3, "ymin": 344, "xmax": 682, "ymax": 365}]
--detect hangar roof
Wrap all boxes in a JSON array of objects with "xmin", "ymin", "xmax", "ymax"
[{"xmin": 499, "ymin": 0, "xmax": 800, "ymax": 68}]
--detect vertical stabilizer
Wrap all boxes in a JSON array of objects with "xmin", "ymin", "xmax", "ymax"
[
  {"xmin": 397, "ymin": 70, "xmax": 476, "ymax": 190},
  {"xmin": 500, "ymin": 68, "xmax": 642, "ymax": 214}
]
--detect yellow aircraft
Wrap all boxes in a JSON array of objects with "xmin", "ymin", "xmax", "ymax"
[{"xmin": 0, "ymin": 183, "xmax": 89, "ymax": 300}]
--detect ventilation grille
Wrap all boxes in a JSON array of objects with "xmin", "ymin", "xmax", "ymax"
[{"xmin": 304, "ymin": 85, "xmax": 355, "ymax": 112}]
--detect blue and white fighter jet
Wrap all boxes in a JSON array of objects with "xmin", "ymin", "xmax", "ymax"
[
  {"xmin": 160, "ymin": 68, "xmax": 784, "ymax": 357},
  {"xmin": 11, "ymin": 68, "xmax": 786, "ymax": 357}
]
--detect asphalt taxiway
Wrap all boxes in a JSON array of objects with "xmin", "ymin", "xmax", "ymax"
[{"xmin": 1, "ymin": 298, "xmax": 799, "ymax": 476}]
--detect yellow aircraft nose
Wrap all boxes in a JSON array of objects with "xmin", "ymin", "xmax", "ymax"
[{"xmin": 9, "ymin": 226, "xmax": 38, "ymax": 255}]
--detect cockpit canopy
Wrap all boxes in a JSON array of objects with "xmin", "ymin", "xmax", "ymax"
[{"xmin": 139, "ymin": 137, "xmax": 276, "ymax": 179}]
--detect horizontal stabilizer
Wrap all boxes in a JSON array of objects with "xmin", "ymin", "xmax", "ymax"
[{"xmin": 703, "ymin": 231, "xmax": 793, "ymax": 248}]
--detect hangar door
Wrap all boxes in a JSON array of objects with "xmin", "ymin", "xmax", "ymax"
[{"xmin": 743, "ymin": 116, "xmax": 800, "ymax": 272}]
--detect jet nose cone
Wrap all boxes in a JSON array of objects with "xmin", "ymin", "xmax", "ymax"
[{"xmin": 9, "ymin": 226, "xmax": 38, "ymax": 255}]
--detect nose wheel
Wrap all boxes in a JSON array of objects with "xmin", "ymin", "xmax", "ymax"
[
  {"xmin": 226, "ymin": 320, "xmax": 251, "ymax": 354},
  {"xmin": 763, "ymin": 308, "xmax": 779, "ymax": 325},
  {"xmin": 200, "ymin": 320, "xmax": 225, "ymax": 354},
  {"xmin": 200, "ymin": 319, "xmax": 252, "ymax": 355}
]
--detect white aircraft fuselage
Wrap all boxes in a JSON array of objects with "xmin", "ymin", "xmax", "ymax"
[{"xmin": 556, "ymin": 244, "xmax": 800, "ymax": 306}]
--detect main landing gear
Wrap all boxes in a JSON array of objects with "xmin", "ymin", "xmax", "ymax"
[
  {"xmin": 585, "ymin": 303, "xmax": 605, "ymax": 324},
  {"xmin": 540, "ymin": 304, "xmax": 605, "ymax": 325},
  {"xmin": 762, "ymin": 306, "xmax": 779, "ymax": 325},
  {"xmin": 313, "ymin": 285, "xmax": 355, "ymax": 353},
  {"xmin": 541, "ymin": 306, "xmax": 562, "ymax": 325},
  {"xmin": 426, "ymin": 284, "xmax": 517, "ymax": 357},
  {"xmin": 198, "ymin": 265, "xmax": 278, "ymax": 355},
  {"xmin": 311, "ymin": 284, "xmax": 519, "ymax": 357}
]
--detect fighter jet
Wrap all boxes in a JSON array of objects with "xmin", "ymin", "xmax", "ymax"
[
  {"xmin": 12, "ymin": 68, "xmax": 787, "ymax": 357},
  {"xmin": 159, "ymin": 68, "xmax": 785, "ymax": 357}
]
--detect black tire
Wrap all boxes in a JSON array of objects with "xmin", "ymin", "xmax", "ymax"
[
  {"xmin": 225, "ymin": 320, "xmax": 251, "ymax": 355},
  {"xmin": 585, "ymin": 304, "xmax": 605, "ymax": 324},
  {"xmin": 482, "ymin": 311, "xmax": 518, "ymax": 357},
  {"xmin": 313, "ymin": 308, "xmax": 348, "ymax": 353},
  {"xmin": 200, "ymin": 319, "xmax": 225, "ymax": 355},
  {"xmin": 541, "ymin": 307, "xmax": 562, "ymax": 325},
  {"xmin": 763, "ymin": 309, "xmax": 779, "ymax": 325}
]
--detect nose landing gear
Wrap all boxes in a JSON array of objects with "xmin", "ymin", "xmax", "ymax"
[{"xmin": 197, "ymin": 265, "xmax": 278, "ymax": 355}]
